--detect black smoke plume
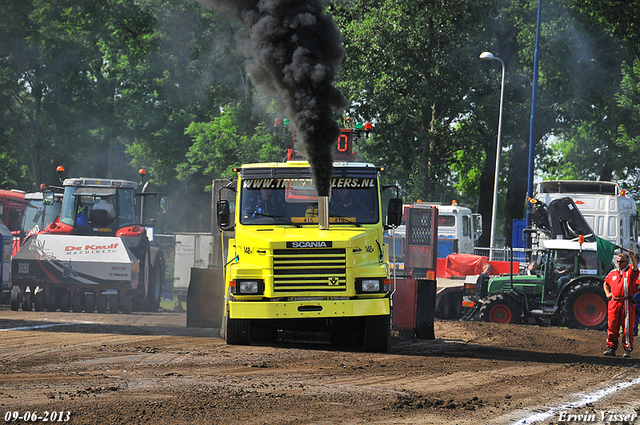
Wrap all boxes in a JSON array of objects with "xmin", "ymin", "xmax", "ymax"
[{"xmin": 201, "ymin": 0, "xmax": 348, "ymax": 196}]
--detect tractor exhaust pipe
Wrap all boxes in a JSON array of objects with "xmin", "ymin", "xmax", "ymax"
[{"xmin": 318, "ymin": 196, "xmax": 329, "ymax": 230}]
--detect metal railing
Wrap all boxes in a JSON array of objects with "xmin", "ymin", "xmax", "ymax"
[{"xmin": 473, "ymin": 247, "xmax": 533, "ymax": 264}]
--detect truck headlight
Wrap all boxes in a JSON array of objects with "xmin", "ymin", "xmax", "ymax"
[
  {"xmin": 356, "ymin": 278, "xmax": 384, "ymax": 293},
  {"xmin": 236, "ymin": 279, "xmax": 263, "ymax": 295}
]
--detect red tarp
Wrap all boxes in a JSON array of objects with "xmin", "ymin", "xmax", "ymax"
[
  {"xmin": 442, "ymin": 253, "xmax": 487, "ymax": 279},
  {"xmin": 439, "ymin": 253, "xmax": 520, "ymax": 278}
]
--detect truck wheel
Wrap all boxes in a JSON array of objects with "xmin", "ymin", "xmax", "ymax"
[
  {"xmin": 121, "ymin": 294, "xmax": 133, "ymax": 314},
  {"xmin": 72, "ymin": 291, "xmax": 84, "ymax": 313},
  {"xmin": 225, "ymin": 317, "xmax": 251, "ymax": 345},
  {"xmin": 59, "ymin": 289, "xmax": 70, "ymax": 312},
  {"xmin": 10, "ymin": 287, "xmax": 20, "ymax": 311},
  {"xmin": 46, "ymin": 288, "xmax": 58, "ymax": 312},
  {"xmin": 364, "ymin": 315, "xmax": 391, "ymax": 352},
  {"xmin": 85, "ymin": 293, "xmax": 95, "ymax": 313},
  {"xmin": 34, "ymin": 289, "xmax": 45, "ymax": 311},
  {"xmin": 97, "ymin": 294, "xmax": 108, "ymax": 313},
  {"xmin": 561, "ymin": 281, "xmax": 607, "ymax": 330},
  {"xmin": 22, "ymin": 289, "xmax": 32, "ymax": 312},
  {"xmin": 110, "ymin": 294, "xmax": 119, "ymax": 313},
  {"xmin": 479, "ymin": 294, "xmax": 522, "ymax": 324}
]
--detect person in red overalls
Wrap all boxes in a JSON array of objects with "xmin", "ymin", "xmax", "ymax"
[{"xmin": 603, "ymin": 251, "xmax": 639, "ymax": 358}]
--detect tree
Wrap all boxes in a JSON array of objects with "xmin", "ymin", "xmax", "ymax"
[
  {"xmin": 333, "ymin": 0, "xmax": 495, "ymax": 204},
  {"xmin": 0, "ymin": 0, "xmax": 163, "ymax": 187},
  {"xmin": 178, "ymin": 102, "xmax": 290, "ymax": 188},
  {"xmin": 531, "ymin": 0, "xmax": 632, "ymax": 186}
]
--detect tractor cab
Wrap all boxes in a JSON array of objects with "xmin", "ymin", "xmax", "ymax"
[
  {"xmin": 539, "ymin": 240, "xmax": 608, "ymax": 302},
  {"xmin": 48, "ymin": 178, "xmax": 138, "ymax": 236}
]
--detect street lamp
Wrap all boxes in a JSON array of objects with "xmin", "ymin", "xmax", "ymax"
[{"xmin": 480, "ymin": 51, "xmax": 505, "ymax": 261}]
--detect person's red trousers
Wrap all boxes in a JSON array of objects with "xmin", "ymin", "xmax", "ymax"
[{"xmin": 607, "ymin": 298, "xmax": 635, "ymax": 351}]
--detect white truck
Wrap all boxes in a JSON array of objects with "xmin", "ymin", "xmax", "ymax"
[
  {"xmin": 173, "ymin": 232, "xmax": 213, "ymax": 300},
  {"xmin": 535, "ymin": 180, "xmax": 639, "ymax": 252},
  {"xmin": 393, "ymin": 201, "xmax": 482, "ymax": 255}
]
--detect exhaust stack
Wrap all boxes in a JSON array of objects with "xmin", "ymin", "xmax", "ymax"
[{"xmin": 318, "ymin": 196, "xmax": 329, "ymax": 230}]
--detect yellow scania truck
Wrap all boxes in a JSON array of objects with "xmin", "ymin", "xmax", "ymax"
[{"xmin": 216, "ymin": 140, "xmax": 402, "ymax": 351}]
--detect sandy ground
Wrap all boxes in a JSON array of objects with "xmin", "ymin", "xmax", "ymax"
[{"xmin": 1, "ymin": 307, "xmax": 640, "ymax": 425}]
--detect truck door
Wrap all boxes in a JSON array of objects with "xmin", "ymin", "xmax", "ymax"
[{"xmin": 460, "ymin": 214, "xmax": 473, "ymax": 254}]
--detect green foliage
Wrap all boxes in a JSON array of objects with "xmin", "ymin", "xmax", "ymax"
[
  {"xmin": 333, "ymin": 0, "xmax": 495, "ymax": 203},
  {"xmin": 617, "ymin": 59, "xmax": 640, "ymax": 148},
  {"xmin": 178, "ymin": 103, "xmax": 289, "ymax": 190}
]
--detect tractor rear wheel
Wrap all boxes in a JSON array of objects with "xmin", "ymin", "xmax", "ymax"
[
  {"xmin": 479, "ymin": 294, "xmax": 522, "ymax": 324},
  {"xmin": 562, "ymin": 281, "xmax": 607, "ymax": 330}
]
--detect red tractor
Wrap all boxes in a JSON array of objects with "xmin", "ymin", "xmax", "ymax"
[{"xmin": 10, "ymin": 169, "xmax": 166, "ymax": 313}]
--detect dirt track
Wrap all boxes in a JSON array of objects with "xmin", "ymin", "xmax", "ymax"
[{"xmin": 1, "ymin": 307, "xmax": 640, "ymax": 424}]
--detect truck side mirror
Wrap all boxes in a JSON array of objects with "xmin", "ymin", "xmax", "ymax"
[
  {"xmin": 218, "ymin": 200, "xmax": 232, "ymax": 230},
  {"xmin": 387, "ymin": 198, "xmax": 403, "ymax": 227},
  {"xmin": 474, "ymin": 214, "xmax": 483, "ymax": 241}
]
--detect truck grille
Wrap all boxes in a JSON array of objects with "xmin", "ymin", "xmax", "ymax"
[{"xmin": 273, "ymin": 248, "xmax": 347, "ymax": 292}]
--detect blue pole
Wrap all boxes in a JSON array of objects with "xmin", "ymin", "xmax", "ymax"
[{"xmin": 525, "ymin": 0, "xmax": 542, "ymax": 248}]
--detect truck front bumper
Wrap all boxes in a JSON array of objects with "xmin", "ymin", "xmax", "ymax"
[{"xmin": 229, "ymin": 298, "xmax": 390, "ymax": 319}]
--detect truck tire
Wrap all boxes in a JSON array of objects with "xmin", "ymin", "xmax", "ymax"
[
  {"xmin": 34, "ymin": 289, "xmax": 45, "ymax": 311},
  {"xmin": 561, "ymin": 281, "xmax": 607, "ymax": 330},
  {"xmin": 226, "ymin": 317, "xmax": 251, "ymax": 345},
  {"xmin": 97, "ymin": 294, "xmax": 108, "ymax": 313},
  {"xmin": 85, "ymin": 293, "xmax": 95, "ymax": 313},
  {"xmin": 72, "ymin": 291, "xmax": 84, "ymax": 313},
  {"xmin": 22, "ymin": 289, "xmax": 32, "ymax": 312},
  {"xmin": 121, "ymin": 294, "xmax": 133, "ymax": 314},
  {"xmin": 46, "ymin": 288, "xmax": 58, "ymax": 312},
  {"xmin": 364, "ymin": 315, "xmax": 391, "ymax": 352},
  {"xmin": 59, "ymin": 289, "xmax": 70, "ymax": 312},
  {"xmin": 110, "ymin": 294, "xmax": 119, "ymax": 313},
  {"xmin": 479, "ymin": 294, "xmax": 522, "ymax": 324},
  {"xmin": 10, "ymin": 287, "xmax": 20, "ymax": 311}
]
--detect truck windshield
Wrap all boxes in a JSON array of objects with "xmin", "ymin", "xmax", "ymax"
[
  {"xmin": 22, "ymin": 199, "xmax": 61, "ymax": 234},
  {"xmin": 239, "ymin": 177, "xmax": 379, "ymax": 226}
]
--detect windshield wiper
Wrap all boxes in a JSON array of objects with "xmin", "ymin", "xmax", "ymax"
[{"xmin": 251, "ymin": 212, "xmax": 301, "ymax": 228}]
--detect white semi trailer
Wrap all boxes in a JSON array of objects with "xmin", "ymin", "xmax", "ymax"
[{"xmin": 535, "ymin": 180, "xmax": 639, "ymax": 252}]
